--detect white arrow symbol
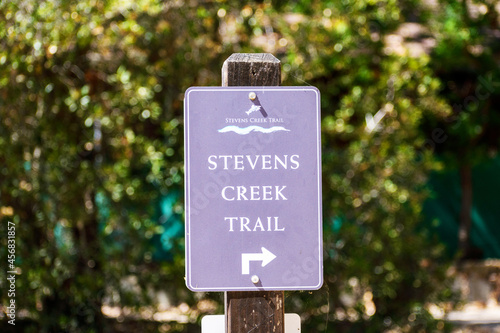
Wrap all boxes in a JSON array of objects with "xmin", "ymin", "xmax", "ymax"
[{"xmin": 241, "ymin": 247, "xmax": 277, "ymax": 275}]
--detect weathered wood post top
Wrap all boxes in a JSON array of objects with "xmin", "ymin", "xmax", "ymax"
[{"xmin": 222, "ymin": 53, "xmax": 281, "ymax": 87}]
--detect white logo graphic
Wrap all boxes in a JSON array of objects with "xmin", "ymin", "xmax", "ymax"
[
  {"xmin": 218, "ymin": 125, "xmax": 289, "ymax": 134},
  {"xmin": 218, "ymin": 96, "xmax": 289, "ymax": 135}
]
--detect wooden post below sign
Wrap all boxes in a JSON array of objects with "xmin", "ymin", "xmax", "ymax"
[{"xmin": 223, "ymin": 53, "xmax": 285, "ymax": 333}]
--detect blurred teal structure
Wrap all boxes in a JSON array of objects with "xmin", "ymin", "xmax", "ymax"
[{"xmin": 424, "ymin": 156, "xmax": 500, "ymax": 259}]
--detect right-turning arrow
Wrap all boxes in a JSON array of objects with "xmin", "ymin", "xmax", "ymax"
[{"xmin": 241, "ymin": 247, "xmax": 277, "ymax": 275}]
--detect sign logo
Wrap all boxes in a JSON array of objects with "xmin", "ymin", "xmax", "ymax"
[{"xmin": 218, "ymin": 92, "xmax": 290, "ymax": 134}]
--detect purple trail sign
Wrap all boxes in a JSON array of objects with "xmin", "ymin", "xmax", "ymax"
[{"xmin": 184, "ymin": 86, "xmax": 323, "ymax": 291}]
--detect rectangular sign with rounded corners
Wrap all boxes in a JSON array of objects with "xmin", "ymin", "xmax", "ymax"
[{"xmin": 184, "ymin": 86, "xmax": 322, "ymax": 291}]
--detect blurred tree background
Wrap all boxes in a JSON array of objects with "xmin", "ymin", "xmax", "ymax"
[{"xmin": 0, "ymin": 0, "xmax": 498, "ymax": 332}]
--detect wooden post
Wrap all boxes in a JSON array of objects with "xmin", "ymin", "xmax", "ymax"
[
  {"xmin": 222, "ymin": 53, "xmax": 285, "ymax": 333},
  {"xmin": 222, "ymin": 53, "xmax": 281, "ymax": 87}
]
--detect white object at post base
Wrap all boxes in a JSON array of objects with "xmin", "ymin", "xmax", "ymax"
[{"xmin": 201, "ymin": 313, "xmax": 301, "ymax": 333}]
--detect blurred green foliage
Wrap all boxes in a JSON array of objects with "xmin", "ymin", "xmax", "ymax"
[{"xmin": 1, "ymin": 0, "xmax": 498, "ymax": 332}]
